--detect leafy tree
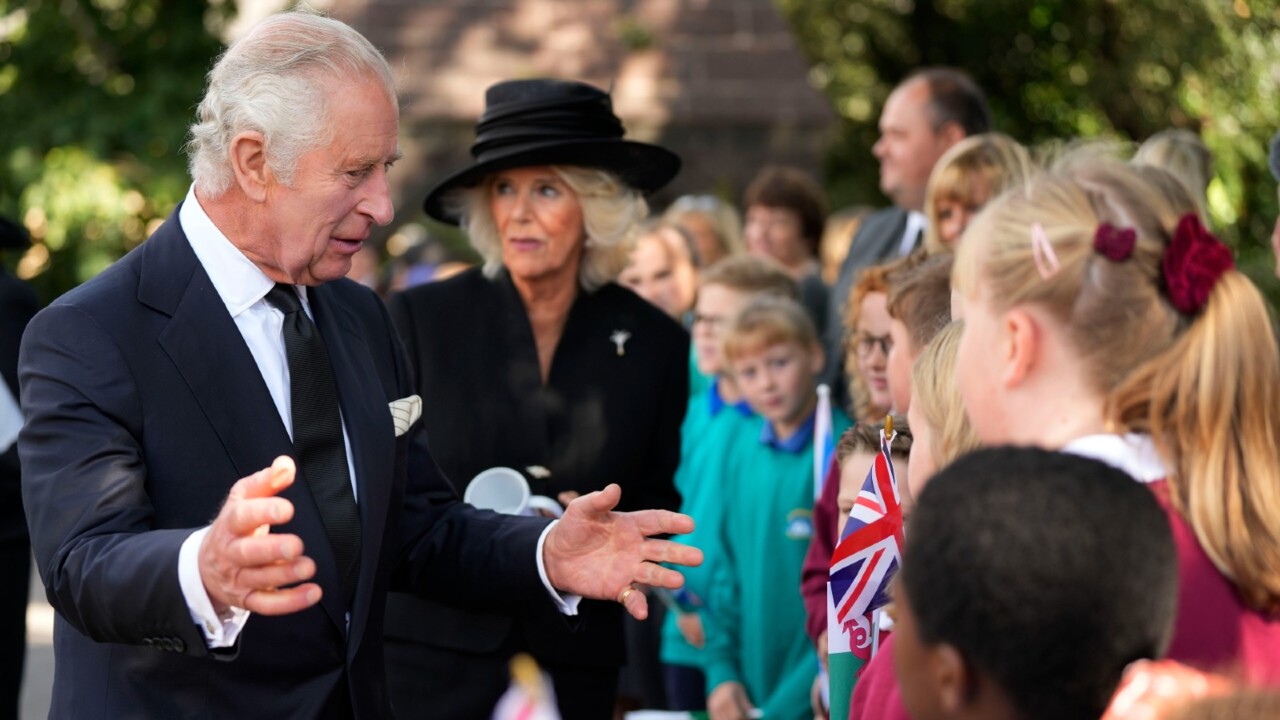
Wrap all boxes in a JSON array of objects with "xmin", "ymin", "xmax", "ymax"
[
  {"xmin": 776, "ymin": 0, "xmax": 1280, "ymax": 288},
  {"xmin": 0, "ymin": 0, "xmax": 232, "ymax": 302}
]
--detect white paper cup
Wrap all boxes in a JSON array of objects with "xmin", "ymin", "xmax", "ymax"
[
  {"xmin": 464, "ymin": 467, "xmax": 530, "ymax": 515},
  {"xmin": 526, "ymin": 494, "xmax": 564, "ymax": 518}
]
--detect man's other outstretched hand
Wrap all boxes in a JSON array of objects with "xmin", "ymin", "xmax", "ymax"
[
  {"xmin": 542, "ymin": 483, "xmax": 703, "ymax": 620},
  {"xmin": 198, "ymin": 456, "xmax": 321, "ymax": 616}
]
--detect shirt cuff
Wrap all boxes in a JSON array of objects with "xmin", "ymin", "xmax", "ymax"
[
  {"xmin": 178, "ymin": 527, "xmax": 251, "ymax": 648},
  {"xmin": 536, "ymin": 520, "xmax": 581, "ymax": 616}
]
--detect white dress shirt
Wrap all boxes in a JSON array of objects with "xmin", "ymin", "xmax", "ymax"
[
  {"xmin": 174, "ymin": 186, "xmax": 576, "ymax": 649},
  {"xmin": 897, "ymin": 211, "xmax": 927, "ymax": 257}
]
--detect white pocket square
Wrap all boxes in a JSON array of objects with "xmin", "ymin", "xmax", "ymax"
[{"xmin": 389, "ymin": 395, "xmax": 423, "ymax": 437}]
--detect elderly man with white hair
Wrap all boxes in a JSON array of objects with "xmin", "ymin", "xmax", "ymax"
[{"xmin": 17, "ymin": 11, "xmax": 700, "ymax": 719}]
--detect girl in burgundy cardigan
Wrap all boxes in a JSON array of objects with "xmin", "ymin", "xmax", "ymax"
[{"xmin": 852, "ymin": 158, "xmax": 1280, "ymax": 720}]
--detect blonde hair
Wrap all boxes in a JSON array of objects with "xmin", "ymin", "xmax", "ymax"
[
  {"xmin": 721, "ymin": 295, "xmax": 819, "ymax": 365},
  {"xmin": 954, "ymin": 158, "xmax": 1280, "ymax": 610},
  {"xmin": 1134, "ymin": 128, "xmax": 1213, "ymax": 221},
  {"xmin": 698, "ymin": 254, "xmax": 798, "ymax": 299},
  {"xmin": 444, "ymin": 166, "xmax": 648, "ymax": 291},
  {"xmin": 923, "ymin": 133, "xmax": 1033, "ymax": 255},
  {"xmin": 910, "ymin": 322, "xmax": 980, "ymax": 467},
  {"xmin": 664, "ymin": 194, "xmax": 745, "ymax": 260}
]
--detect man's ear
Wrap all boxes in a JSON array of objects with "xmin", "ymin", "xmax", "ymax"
[
  {"xmin": 1000, "ymin": 307, "xmax": 1040, "ymax": 390},
  {"xmin": 938, "ymin": 121, "xmax": 967, "ymax": 148},
  {"xmin": 932, "ymin": 642, "xmax": 976, "ymax": 714},
  {"xmin": 228, "ymin": 131, "xmax": 270, "ymax": 202}
]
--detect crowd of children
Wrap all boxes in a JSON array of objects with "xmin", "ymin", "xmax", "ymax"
[{"xmin": 611, "ymin": 133, "xmax": 1280, "ymax": 720}]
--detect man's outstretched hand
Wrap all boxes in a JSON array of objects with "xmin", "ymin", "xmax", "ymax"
[
  {"xmin": 542, "ymin": 484, "xmax": 702, "ymax": 620},
  {"xmin": 198, "ymin": 456, "xmax": 321, "ymax": 616}
]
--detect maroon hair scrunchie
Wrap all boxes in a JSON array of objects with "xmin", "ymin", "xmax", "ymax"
[
  {"xmin": 1095, "ymin": 223, "xmax": 1137, "ymax": 261},
  {"xmin": 1162, "ymin": 214, "xmax": 1234, "ymax": 315}
]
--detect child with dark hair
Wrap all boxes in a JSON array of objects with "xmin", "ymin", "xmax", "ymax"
[
  {"xmin": 894, "ymin": 446, "xmax": 1178, "ymax": 720},
  {"xmin": 742, "ymin": 165, "xmax": 831, "ymax": 332}
]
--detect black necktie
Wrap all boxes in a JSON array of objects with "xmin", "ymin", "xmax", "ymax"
[{"xmin": 265, "ymin": 284, "xmax": 361, "ymax": 607}]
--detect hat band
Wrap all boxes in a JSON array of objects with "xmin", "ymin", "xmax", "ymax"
[{"xmin": 472, "ymin": 104, "xmax": 625, "ymax": 160}]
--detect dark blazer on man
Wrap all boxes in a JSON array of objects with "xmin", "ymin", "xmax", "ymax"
[
  {"xmin": 382, "ymin": 267, "xmax": 686, "ymax": 716},
  {"xmin": 821, "ymin": 206, "xmax": 911, "ymax": 411},
  {"xmin": 18, "ymin": 211, "xmax": 553, "ymax": 719}
]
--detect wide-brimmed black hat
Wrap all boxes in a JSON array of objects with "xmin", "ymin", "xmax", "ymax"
[{"xmin": 422, "ymin": 78, "xmax": 681, "ymax": 224}]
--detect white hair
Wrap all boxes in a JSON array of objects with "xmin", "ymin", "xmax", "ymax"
[
  {"xmin": 444, "ymin": 166, "xmax": 649, "ymax": 291},
  {"xmin": 186, "ymin": 11, "xmax": 395, "ymax": 196}
]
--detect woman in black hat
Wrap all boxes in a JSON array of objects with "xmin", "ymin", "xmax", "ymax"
[{"xmin": 382, "ymin": 79, "xmax": 688, "ymax": 719}]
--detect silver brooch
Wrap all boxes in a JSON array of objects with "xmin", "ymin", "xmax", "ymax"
[{"xmin": 610, "ymin": 330, "xmax": 631, "ymax": 357}]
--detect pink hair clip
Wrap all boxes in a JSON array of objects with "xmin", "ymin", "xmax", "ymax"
[{"xmin": 1031, "ymin": 223, "xmax": 1060, "ymax": 280}]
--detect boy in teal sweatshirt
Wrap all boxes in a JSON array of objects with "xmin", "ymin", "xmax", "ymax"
[
  {"xmin": 702, "ymin": 295, "xmax": 851, "ymax": 720},
  {"xmin": 661, "ymin": 256, "xmax": 799, "ymax": 711}
]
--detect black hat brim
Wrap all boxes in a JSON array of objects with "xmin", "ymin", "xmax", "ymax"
[{"xmin": 422, "ymin": 138, "xmax": 680, "ymax": 224}]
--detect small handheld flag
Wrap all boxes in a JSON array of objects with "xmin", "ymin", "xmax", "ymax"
[
  {"xmin": 825, "ymin": 419, "xmax": 904, "ymax": 720},
  {"xmin": 492, "ymin": 654, "xmax": 560, "ymax": 720},
  {"xmin": 813, "ymin": 384, "xmax": 834, "ymax": 500}
]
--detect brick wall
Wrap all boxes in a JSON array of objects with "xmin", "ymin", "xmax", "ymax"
[{"xmin": 328, "ymin": 0, "xmax": 837, "ymax": 232}]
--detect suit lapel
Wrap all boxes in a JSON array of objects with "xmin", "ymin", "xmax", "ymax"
[
  {"xmin": 142, "ymin": 216, "xmax": 347, "ymax": 634},
  {"xmin": 309, "ymin": 284, "xmax": 395, "ymax": 654},
  {"xmin": 864, "ymin": 207, "xmax": 909, "ymax": 262}
]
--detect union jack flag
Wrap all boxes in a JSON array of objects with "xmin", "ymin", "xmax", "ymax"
[{"xmin": 828, "ymin": 427, "xmax": 903, "ymax": 661}]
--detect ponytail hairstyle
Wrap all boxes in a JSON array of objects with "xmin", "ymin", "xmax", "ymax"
[{"xmin": 954, "ymin": 157, "xmax": 1280, "ymax": 611}]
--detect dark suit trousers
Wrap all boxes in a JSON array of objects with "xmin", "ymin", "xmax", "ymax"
[{"xmin": 384, "ymin": 633, "xmax": 619, "ymax": 720}]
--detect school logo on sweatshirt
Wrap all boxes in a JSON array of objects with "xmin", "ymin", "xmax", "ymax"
[{"xmin": 785, "ymin": 509, "xmax": 813, "ymax": 540}]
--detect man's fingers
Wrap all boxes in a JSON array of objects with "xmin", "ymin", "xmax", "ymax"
[
  {"xmin": 224, "ymin": 496, "xmax": 295, "ymax": 536},
  {"xmin": 232, "ymin": 456, "xmax": 296, "ymax": 501},
  {"xmin": 640, "ymin": 538, "xmax": 703, "ymax": 568},
  {"xmin": 621, "ymin": 585, "xmax": 649, "ymax": 621},
  {"xmin": 629, "ymin": 509, "xmax": 695, "ymax": 537},
  {"xmin": 240, "ymin": 583, "xmax": 322, "ymax": 616},
  {"xmin": 575, "ymin": 483, "xmax": 622, "ymax": 515},
  {"xmin": 226, "ymin": 532, "xmax": 306, "ymax": 567},
  {"xmin": 634, "ymin": 562, "xmax": 687, "ymax": 590},
  {"xmin": 233, "ymin": 556, "xmax": 317, "ymax": 592}
]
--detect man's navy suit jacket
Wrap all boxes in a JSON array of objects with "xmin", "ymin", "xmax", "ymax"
[{"xmin": 18, "ymin": 209, "xmax": 550, "ymax": 718}]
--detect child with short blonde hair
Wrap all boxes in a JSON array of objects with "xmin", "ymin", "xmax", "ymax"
[
  {"xmin": 703, "ymin": 296, "xmax": 852, "ymax": 720},
  {"xmin": 922, "ymin": 133, "xmax": 1032, "ymax": 255},
  {"xmin": 660, "ymin": 255, "xmax": 797, "ymax": 711}
]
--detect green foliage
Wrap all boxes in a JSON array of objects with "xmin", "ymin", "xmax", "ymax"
[
  {"xmin": 0, "ymin": 0, "xmax": 232, "ymax": 303},
  {"xmin": 776, "ymin": 0, "xmax": 1280, "ymax": 287}
]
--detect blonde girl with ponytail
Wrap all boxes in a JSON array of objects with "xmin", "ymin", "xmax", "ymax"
[{"xmin": 952, "ymin": 157, "xmax": 1280, "ymax": 684}]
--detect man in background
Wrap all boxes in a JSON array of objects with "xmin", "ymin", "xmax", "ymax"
[{"xmin": 822, "ymin": 68, "xmax": 989, "ymax": 409}]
